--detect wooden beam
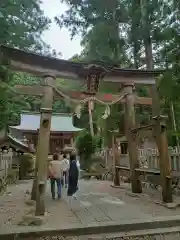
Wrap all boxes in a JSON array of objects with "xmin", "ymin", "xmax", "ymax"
[
  {"xmin": 14, "ymin": 85, "xmax": 153, "ymax": 106},
  {"xmin": 11, "ymin": 60, "xmax": 79, "ymax": 80},
  {"xmin": 103, "ymin": 75, "xmax": 156, "ymax": 85},
  {"xmin": 131, "ymin": 123, "xmax": 154, "ymax": 133},
  {"xmin": 1, "ymin": 45, "xmax": 163, "ymax": 84},
  {"xmin": 122, "ymin": 96, "xmax": 152, "ymax": 105}
]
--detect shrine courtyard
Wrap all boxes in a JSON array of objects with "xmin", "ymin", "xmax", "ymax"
[{"xmin": 1, "ymin": 180, "xmax": 180, "ymax": 239}]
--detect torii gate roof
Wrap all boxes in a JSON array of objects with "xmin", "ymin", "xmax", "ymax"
[{"xmin": 0, "ymin": 45, "xmax": 164, "ymax": 85}]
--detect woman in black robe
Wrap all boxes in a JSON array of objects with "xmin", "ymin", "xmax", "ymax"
[{"xmin": 67, "ymin": 153, "xmax": 79, "ymax": 198}]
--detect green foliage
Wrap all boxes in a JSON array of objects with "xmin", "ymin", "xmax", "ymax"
[
  {"xmin": 0, "ymin": 0, "xmax": 51, "ymax": 52},
  {"xmin": 55, "ymin": 0, "xmax": 180, "ymax": 147},
  {"xmin": 76, "ymin": 130, "xmax": 96, "ymax": 158},
  {"xmin": 0, "ymin": 66, "xmax": 11, "ymax": 129},
  {"xmin": 0, "ymin": 1, "xmax": 65, "ymax": 129},
  {"xmin": 75, "ymin": 130, "xmax": 102, "ymax": 169},
  {"xmin": 0, "ymin": 72, "xmax": 38, "ymax": 129},
  {"xmin": 7, "ymin": 169, "xmax": 19, "ymax": 184},
  {"xmin": 93, "ymin": 135, "xmax": 103, "ymax": 150}
]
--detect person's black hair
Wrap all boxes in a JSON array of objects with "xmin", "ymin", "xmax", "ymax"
[
  {"xmin": 70, "ymin": 153, "xmax": 76, "ymax": 162},
  {"xmin": 63, "ymin": 154, "xmax": 66, "ymax": 158},
  {"xmin": 53, "ymin": 152, "xmax": 58, "ymax": 160}
]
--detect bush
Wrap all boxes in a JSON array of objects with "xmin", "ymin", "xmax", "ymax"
[
  {"xmin": 19, "ymin": 153, "xmax": 34, "ymax": 180},
  {"xmin": 75, "ymin": 130, "xmax": 103, "ymax": 170},
  {"xmin": 7, "ymin": 169, "xmax": 19, "ymax": 184},
  {"xmin": 93, "ymin": 135, "xmax": 103, "ymax": 150}
]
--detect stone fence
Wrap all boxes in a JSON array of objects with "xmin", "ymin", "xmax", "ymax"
[
  {"xmin": 95, "ymin": 146, "xmax": 180, "ymax": 172},
  {"xmin": 0, "ymin": 148, "xmax": 19, "ymax": 190},
  {"xmin": 0, "ymin": 149, "xmax": 13, "ymax": 178}
]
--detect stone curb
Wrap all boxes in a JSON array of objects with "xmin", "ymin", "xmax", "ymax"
[
  {"xmin": 1, "ymin": 216, "xmax": 180, "ymax": 239},
  {"xmin": 89, "ymin": 226, "xmax": 180, "ymax": 239},
  {"xmin": 86, "ymin": 227, "xmax": 180, "ymax": 240}
]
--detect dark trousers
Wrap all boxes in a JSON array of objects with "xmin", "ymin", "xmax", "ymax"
[{"xmin": 50, "ymin": 178, "xmax": 61, "ymax": 199}]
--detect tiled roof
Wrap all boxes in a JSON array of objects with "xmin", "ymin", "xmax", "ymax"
[
  {"xmin": 0, "ymin": 134, "xmax": 32, "ymax": 153},
  {"xmin": 10, "ymin": 113, "xmax": 82, "ymax": 132}
]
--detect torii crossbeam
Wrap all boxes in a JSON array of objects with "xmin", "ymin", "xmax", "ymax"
[{"xmin": 14, "ymin": 84, "xmax": 153, "ymax": 105}]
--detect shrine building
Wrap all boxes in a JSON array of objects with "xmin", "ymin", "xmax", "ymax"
[{"xmin": 9, "ymin": 112, "xmax": 82, "ymax": 153}]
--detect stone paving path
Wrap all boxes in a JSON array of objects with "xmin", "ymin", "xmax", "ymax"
[
  {"xmin": 1, "ymin": 180, "xmax": 180, "ymax": 230},
  {"xmin": 45, "ymin": 181, "xmax": 150, "ymax": 227}
]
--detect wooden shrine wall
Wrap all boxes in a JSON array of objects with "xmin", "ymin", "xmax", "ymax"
[{"xmin": 23, "ymin": 131, "xmax": 73, "ymax": 154}]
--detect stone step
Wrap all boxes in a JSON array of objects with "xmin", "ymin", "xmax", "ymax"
[
  {"xmin": 1, "ymin": 216, "xmax": 180, "ymax": 240},
  {"xmin": 2, "ymin": 227, "xmax": 180, "ymax": 240}
]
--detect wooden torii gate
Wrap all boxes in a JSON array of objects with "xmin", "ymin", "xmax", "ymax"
[{"xmin": 0, "ymin": 45, "xmax": 172, "ymax": 216}]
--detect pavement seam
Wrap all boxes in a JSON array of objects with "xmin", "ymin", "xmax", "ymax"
[
  {"xmin": 79, "ymin": 193, "xmax": 112, "ymax": 222},
  {"xmin": 95, "ymin": 204, "xmax": 113, "ymax": 221}
]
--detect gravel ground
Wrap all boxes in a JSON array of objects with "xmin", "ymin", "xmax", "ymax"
[
  {"xmin": 0, "ymin": 180, "xmax": 32, "ymax": 228},
  {"xmin": 106, "ymin": 182, "xmax": 180, "ymax": 217}
]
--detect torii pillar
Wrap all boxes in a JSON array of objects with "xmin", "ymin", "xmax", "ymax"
[
  {"xmin": 123, "ymin": 83, "xmax": 142, "ymax": 193},
  {"xmin": 35, "ymin": 74, "xmax": 55, "ymax": 216}
]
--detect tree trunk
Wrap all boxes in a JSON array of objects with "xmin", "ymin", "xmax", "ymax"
[
  {"xmin": 131, "ymin": 0, "xmax": 141, "ymax": 69},
  {"xmin": 170, "ymin": 101, "xmax": 180, "ymax": 149},
  {"xmin": 140, "ymin": 0, "xmax": 172, "ymax": 202}
]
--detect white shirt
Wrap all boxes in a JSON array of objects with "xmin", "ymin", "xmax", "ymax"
[
  {"xmin": 76, "ymin": 156, "xmax": 80, "ymax": 170},
  {"xmin": 61, "ymin": 158, "xmax": 69, "ymax": 172}
]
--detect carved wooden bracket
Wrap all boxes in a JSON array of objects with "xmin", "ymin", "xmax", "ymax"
[
  {"xmin": 86, "ymin": 73, "xmax": 101, "ymax": 94},
  {"xmin": 42, "ymin": 119, "xmax": 49, "ymax": 128}
]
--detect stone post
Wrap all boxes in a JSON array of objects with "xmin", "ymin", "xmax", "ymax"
[
  {"xmin": 35, "ymin": 74, "xmax": 55, "ymax": 216},
  {"xmin": 151, "ymin": 80, "xmax": 172, "ymax": 203},
  {"xmin": 153, "ymin": 116, "xmax": 173, "ymax": 203},
  {"xmin": 124, "ymin": 83, "xmax": 142, "ymax": 193},
  {"xmin": 112, "ymin": 133, "xmax": 120, "ymax": 186},
  {"xmin": 31, "ymin": 129, "xmax": 39, "ymax": 201}
]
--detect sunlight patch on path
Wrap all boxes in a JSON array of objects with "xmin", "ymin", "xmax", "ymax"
[
  {"xmin": 80, "ymin": 201, "xmax": 92, "ymax": 207},
  {"xmin": 81, "ymin": 192, "xmax": 108, "ymax": 197},
  {"xmin": 100, "ymin": 196, "xmax": 125, "ymax": 205}
]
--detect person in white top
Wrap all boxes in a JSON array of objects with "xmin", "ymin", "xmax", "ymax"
[
  {"xmin": 48, "ymin": 153, "xmax": 64, "ymax": 200},
  {"xmin": 61, "ymin": 154, "xmax": 69, "ymax": 188}
]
